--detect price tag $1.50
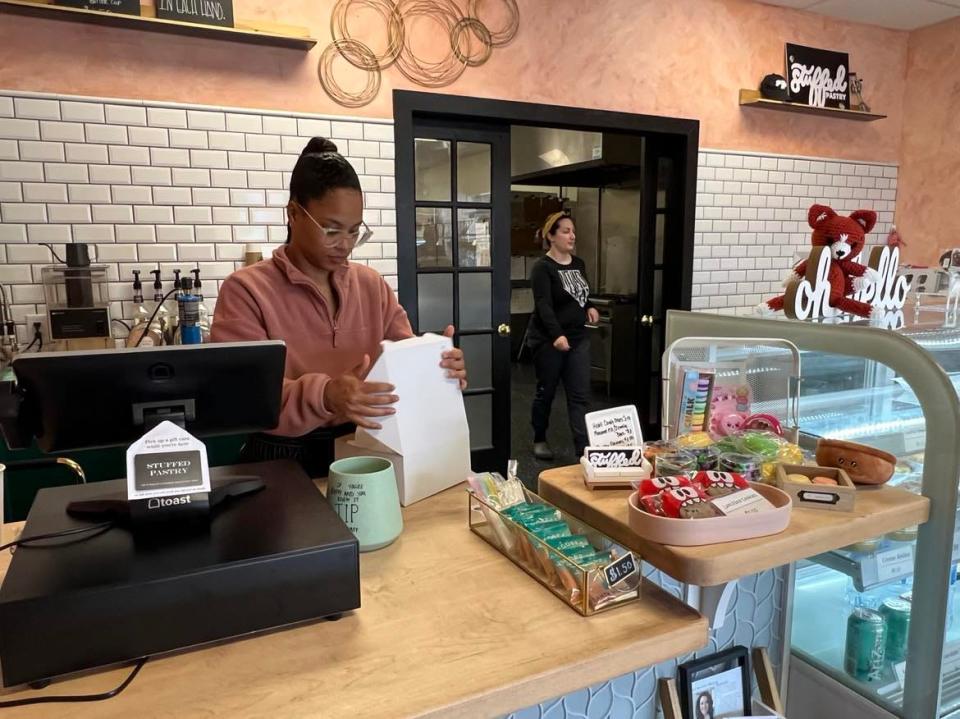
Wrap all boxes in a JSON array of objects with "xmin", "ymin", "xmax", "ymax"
[{"xmin": 604, "ymin": 552, "xmax": 639, "ymax": 588}]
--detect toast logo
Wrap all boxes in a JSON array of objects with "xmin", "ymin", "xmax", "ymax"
[{"xmin": 147, "ymin": 495, "xmax": 192, "ymax": 510}]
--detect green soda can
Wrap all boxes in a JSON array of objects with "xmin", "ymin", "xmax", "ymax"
[
  {"xmin": 844, "ymin": 607, "xmax": 886, "ymax": 681},
  {"xmin": 879, "ymin": 598, "xmax": 911, "ymax": 663}
]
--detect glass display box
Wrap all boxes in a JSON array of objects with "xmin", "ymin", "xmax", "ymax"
[{"xmin": 665, "ymin": 310, "xmax": 960, "ymax": 719}]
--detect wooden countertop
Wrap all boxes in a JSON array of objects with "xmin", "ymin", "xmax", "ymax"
[
  {"xmin": 539, "ymin": 465, "xmax": 931, "ymax": 587},
  {"xmin": 0, "ymin": 482, "xmax": 707, "ymax": 718}
]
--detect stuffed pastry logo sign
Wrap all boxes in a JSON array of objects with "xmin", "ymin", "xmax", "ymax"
[{"xmin": 786, "ymin": 43, "xmax": 849, "ymax": 109}]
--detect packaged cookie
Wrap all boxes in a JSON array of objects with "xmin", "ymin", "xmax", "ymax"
[
  {"xmin": 693, "ymin": 470, "xmax": 749, "ymax": 497},
  {"xmin": 637, "ymin": 474, "xmax": 692, "ymax": 496},
  {"xmin": 660, "ymin": 485, "xmax": 719, "ymax": 519}
]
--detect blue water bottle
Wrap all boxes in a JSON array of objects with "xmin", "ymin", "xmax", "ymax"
[{"xmin": 177, "ymin": 277, "xmax": 203, "ymax": 345}]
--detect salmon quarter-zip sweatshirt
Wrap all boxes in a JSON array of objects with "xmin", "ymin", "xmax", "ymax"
[{"xmin": 211, "ymin": 245, "xmax": 414, "ymax": 436}]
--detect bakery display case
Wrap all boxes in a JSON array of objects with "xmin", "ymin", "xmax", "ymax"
[
  {"xmin": 791, "ymin": 322, "xmax": 960, "ymax": 719},
  {"xmin": 663, "ymin": 311, "xmax": 960, "ymax": 719}
]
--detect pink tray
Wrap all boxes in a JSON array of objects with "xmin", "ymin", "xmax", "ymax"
[{"xmin": 627, "ymin": 483, "xmax": 792, "ymax": 546}]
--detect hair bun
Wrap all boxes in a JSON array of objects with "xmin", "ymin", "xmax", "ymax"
[{"xmin": 301, "ymin": 137, "xmax": 338, "ymax": 155}]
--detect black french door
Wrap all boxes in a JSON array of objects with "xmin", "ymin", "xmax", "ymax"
[{"xmin": 396, "ymin": 118, "xmax": 511, "ymax": 472}]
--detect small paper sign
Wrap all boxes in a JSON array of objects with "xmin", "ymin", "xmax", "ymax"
[
  {"xmin": 894, "ymin": 661, "xmax": 906, "ymax": 689},
  {"xmin": 125, "ymin": 420, "xmax": 210, "ymax": 500},
  {"xmin": 876, "ymin": 546, "xmax": 914, "ymax": 583},
  {"xmin": 584, "ymin": 446, "xmax": 645, "ymax": 468},
  {"xmin": 585, "ymin": 405, "xmax": 642, "ymax": 448},
  {"xmin": 604, "ymin": 551, "xmax": 638, "ymax": 587},
  {"xmin": 711, "ymin": 488, "xmax": 775, "ymax": 516}
]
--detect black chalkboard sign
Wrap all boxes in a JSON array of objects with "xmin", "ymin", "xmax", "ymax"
[
  {"xmin": 604, "ymin": 552, "xmax": 638, "ymax": 588},
  {"xmin": 56, "ymin": 0, "xmax": 141, "ymax": 14},
  {"xmin": 156, "ymin": 0, "xmax": 234, "ymax": 28},
  {"xmin": 786, "ymin": 43, "xmax": 850, "ymax": 109}
]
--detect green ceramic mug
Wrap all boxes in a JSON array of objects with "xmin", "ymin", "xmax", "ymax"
[{"xmin": 327, "ymin": 456, "xmax": 403, "ymax": 552}]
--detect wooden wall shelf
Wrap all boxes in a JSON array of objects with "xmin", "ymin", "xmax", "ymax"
[
  {"xmin": 0, "ymin": 0, "xmax": 317, "ymax": 49},
  {"xmin": 739, "ymin": 89, "xmax": 886, "ymax": 122}
]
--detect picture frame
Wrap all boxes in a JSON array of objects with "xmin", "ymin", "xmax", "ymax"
[{"xmin": 678, "ymin": 646, "xmax": 751, "ymax": 719}]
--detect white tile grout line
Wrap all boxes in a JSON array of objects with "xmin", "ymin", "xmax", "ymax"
[
  {"xmin": 0, "ymin": 88, "xmax": 393, "ymax": 126},
  {"xmin": 699, "ymin": 147, "xmax": 897, "ymax": 168}
]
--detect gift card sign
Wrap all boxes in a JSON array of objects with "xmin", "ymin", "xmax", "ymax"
[
  {"xmin": 125, "ymin": 420, "xmax": 210, "ymax": 500},
  {"xmin": 585, "ymin": 406, "xmax": 642, "ymax": 448}
]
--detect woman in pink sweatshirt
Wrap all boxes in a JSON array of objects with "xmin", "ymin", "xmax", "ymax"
[{"xmin": 212, "ymin": 137, "xmax": 466, "ymax": 475}]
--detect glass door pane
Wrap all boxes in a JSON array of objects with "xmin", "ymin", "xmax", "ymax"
[
  {"xmin": 417, "ymin": 273, "xmax": 453, "ymax": 332},
  {"xmin": 459, "ymin": 273, "xmax": 492, "ymax": 330},
  {"xmin": 415, "ymin": 139, "xmax": 451, "ymax": 202},
  {"xmin": 457, "ymin": 142, "xmax": 491, "ymax": 202},
  {"xmin": 416, "ymin": 208, "xmax": 453, "ymax": 268},
  {"xmin": 457, "ymin": 208, "xmax": 491, "ymax": 267}
]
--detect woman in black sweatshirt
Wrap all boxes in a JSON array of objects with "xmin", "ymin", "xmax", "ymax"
[{"xmin": 526, "ymin": 211, "xmax": 598, "ymax": 460}]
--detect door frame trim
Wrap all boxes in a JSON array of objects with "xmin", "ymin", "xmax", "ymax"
[{"xmin": 393, "ymin": 89, "xmax": 700, "ymax": 321}]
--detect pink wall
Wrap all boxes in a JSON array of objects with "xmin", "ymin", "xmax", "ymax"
[
  {"xmin": 0, "ymin": 0, "xmax": 908, "ymax": 161},
  {"xmin": 896, "ymin": 17, "xmax": 960, "ymax": 266}
]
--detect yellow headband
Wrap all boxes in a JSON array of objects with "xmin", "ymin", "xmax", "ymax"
[{"xmin": 542, "ymin": 211, "xmax": 570, "ymax": 239}]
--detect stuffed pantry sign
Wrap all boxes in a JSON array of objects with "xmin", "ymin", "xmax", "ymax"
[{"xmin": 786, "ymin": 43, "xmax": 850, "ymax": 109}]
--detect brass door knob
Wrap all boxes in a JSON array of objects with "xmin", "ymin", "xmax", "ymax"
[
  {"xmin": 498, "ymin": 323, "xmax": 511, "ymax": 337},
  {"xmin": 640, "ymin": 315, "xmax": 654, "ymax": 327}
]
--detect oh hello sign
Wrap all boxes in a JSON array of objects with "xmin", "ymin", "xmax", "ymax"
[
  {"xmin": 784, "ymin": 245, "xmax": 910, "ymax": 326},
  {"xmin": 786, "ymin": 43, "xmax": 850, "ymax": 109}
]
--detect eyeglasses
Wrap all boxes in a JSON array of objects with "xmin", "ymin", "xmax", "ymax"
[{"xmin": 293, "ymin": 201, "xmax": 373, "ymax": 249}]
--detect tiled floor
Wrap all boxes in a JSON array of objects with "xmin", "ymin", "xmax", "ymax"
[{"xmin": 509, "ymin": 359, "xmax": 634, "ymax": 490}]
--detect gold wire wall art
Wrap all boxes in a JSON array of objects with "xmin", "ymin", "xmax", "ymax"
[{"xmin": 318, "ymin": 0, "xmax": 519, "ymax": 107}]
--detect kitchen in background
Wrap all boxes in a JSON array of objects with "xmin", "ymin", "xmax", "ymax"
[
  {"xmin": 508, "ymin": 125, "xmax": 645, "ymax": 465},
  {"xmin": 510, "ymin": 127, "xmax": 643, "ymax": 389}
]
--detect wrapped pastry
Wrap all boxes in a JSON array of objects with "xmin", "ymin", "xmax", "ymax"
[
  {"xmin": 692, "ymin": 470, "xmax": 749, "ymax": 496},
  {"xmin": 660, "ymin": 485, "xmax": 719, "ymax": 519},
  {"xmin": 637, "ymin": 474, "xmax": 692, "ymax": 496}
]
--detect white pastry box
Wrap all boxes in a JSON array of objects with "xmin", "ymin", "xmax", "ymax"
[{"xmin": 336, "ymin": 334, "xmax": 471, "ymax": 506}]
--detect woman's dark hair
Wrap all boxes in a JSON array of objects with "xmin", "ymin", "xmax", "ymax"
[
  {"xmin": 695, "ymin": 691, "xmax": 714, "ymax": 719},
  {"xmin": 537, "ymin": 210, "xmax": 572, "ymax": 250},
  {"xmin": 286, "ymin": 137, "xmax": 362, "ymax": 243}
]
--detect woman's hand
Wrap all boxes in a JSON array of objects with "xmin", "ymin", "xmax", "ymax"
[
  {"xmin": 324, "ymin": 354, "xmax": 398, "ymax": 430},
  {"xmin": 442, "ymin": 325, "xmax": 468, "ymax": 390},
  {"xmin": 586, "ymin": 307, "xmax": 600, "ymax": 324},
  {"xmin": 553, "ymin": 335, "xmax": 571, "ymax": 352}
]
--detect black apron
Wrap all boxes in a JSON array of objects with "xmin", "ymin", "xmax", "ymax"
[{"xmin": 240, "ymin": 423, "xmax": 354, "ymax": 478}]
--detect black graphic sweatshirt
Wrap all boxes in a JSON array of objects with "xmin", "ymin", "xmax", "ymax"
[{"xmin": 528, "ymin": 254, "xmax": 595, "ymax": 348}]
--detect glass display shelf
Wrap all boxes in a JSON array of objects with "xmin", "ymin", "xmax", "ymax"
[
  {"xmin": 793, "ymin": 558, "xmax": 960, "ymax": 717},
  {"xmin": 792, "ymin": 560, "xmax": 913, "ymax": 716},
  {"xmin": 788, "ymin": 320, "xmax": 960, "ymax": 717}
]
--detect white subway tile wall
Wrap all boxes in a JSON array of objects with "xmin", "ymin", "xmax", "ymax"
[
  {"xmin": 0, "ymin": 90, "xmax": 897, "ymax": 341},
  {"xmin": 692, "ymin": 150, "xmax": 897, "ymax": 315},
  {"xmin": 0, "ymin": 90, "xmax": 396, "ymax": 342}
]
